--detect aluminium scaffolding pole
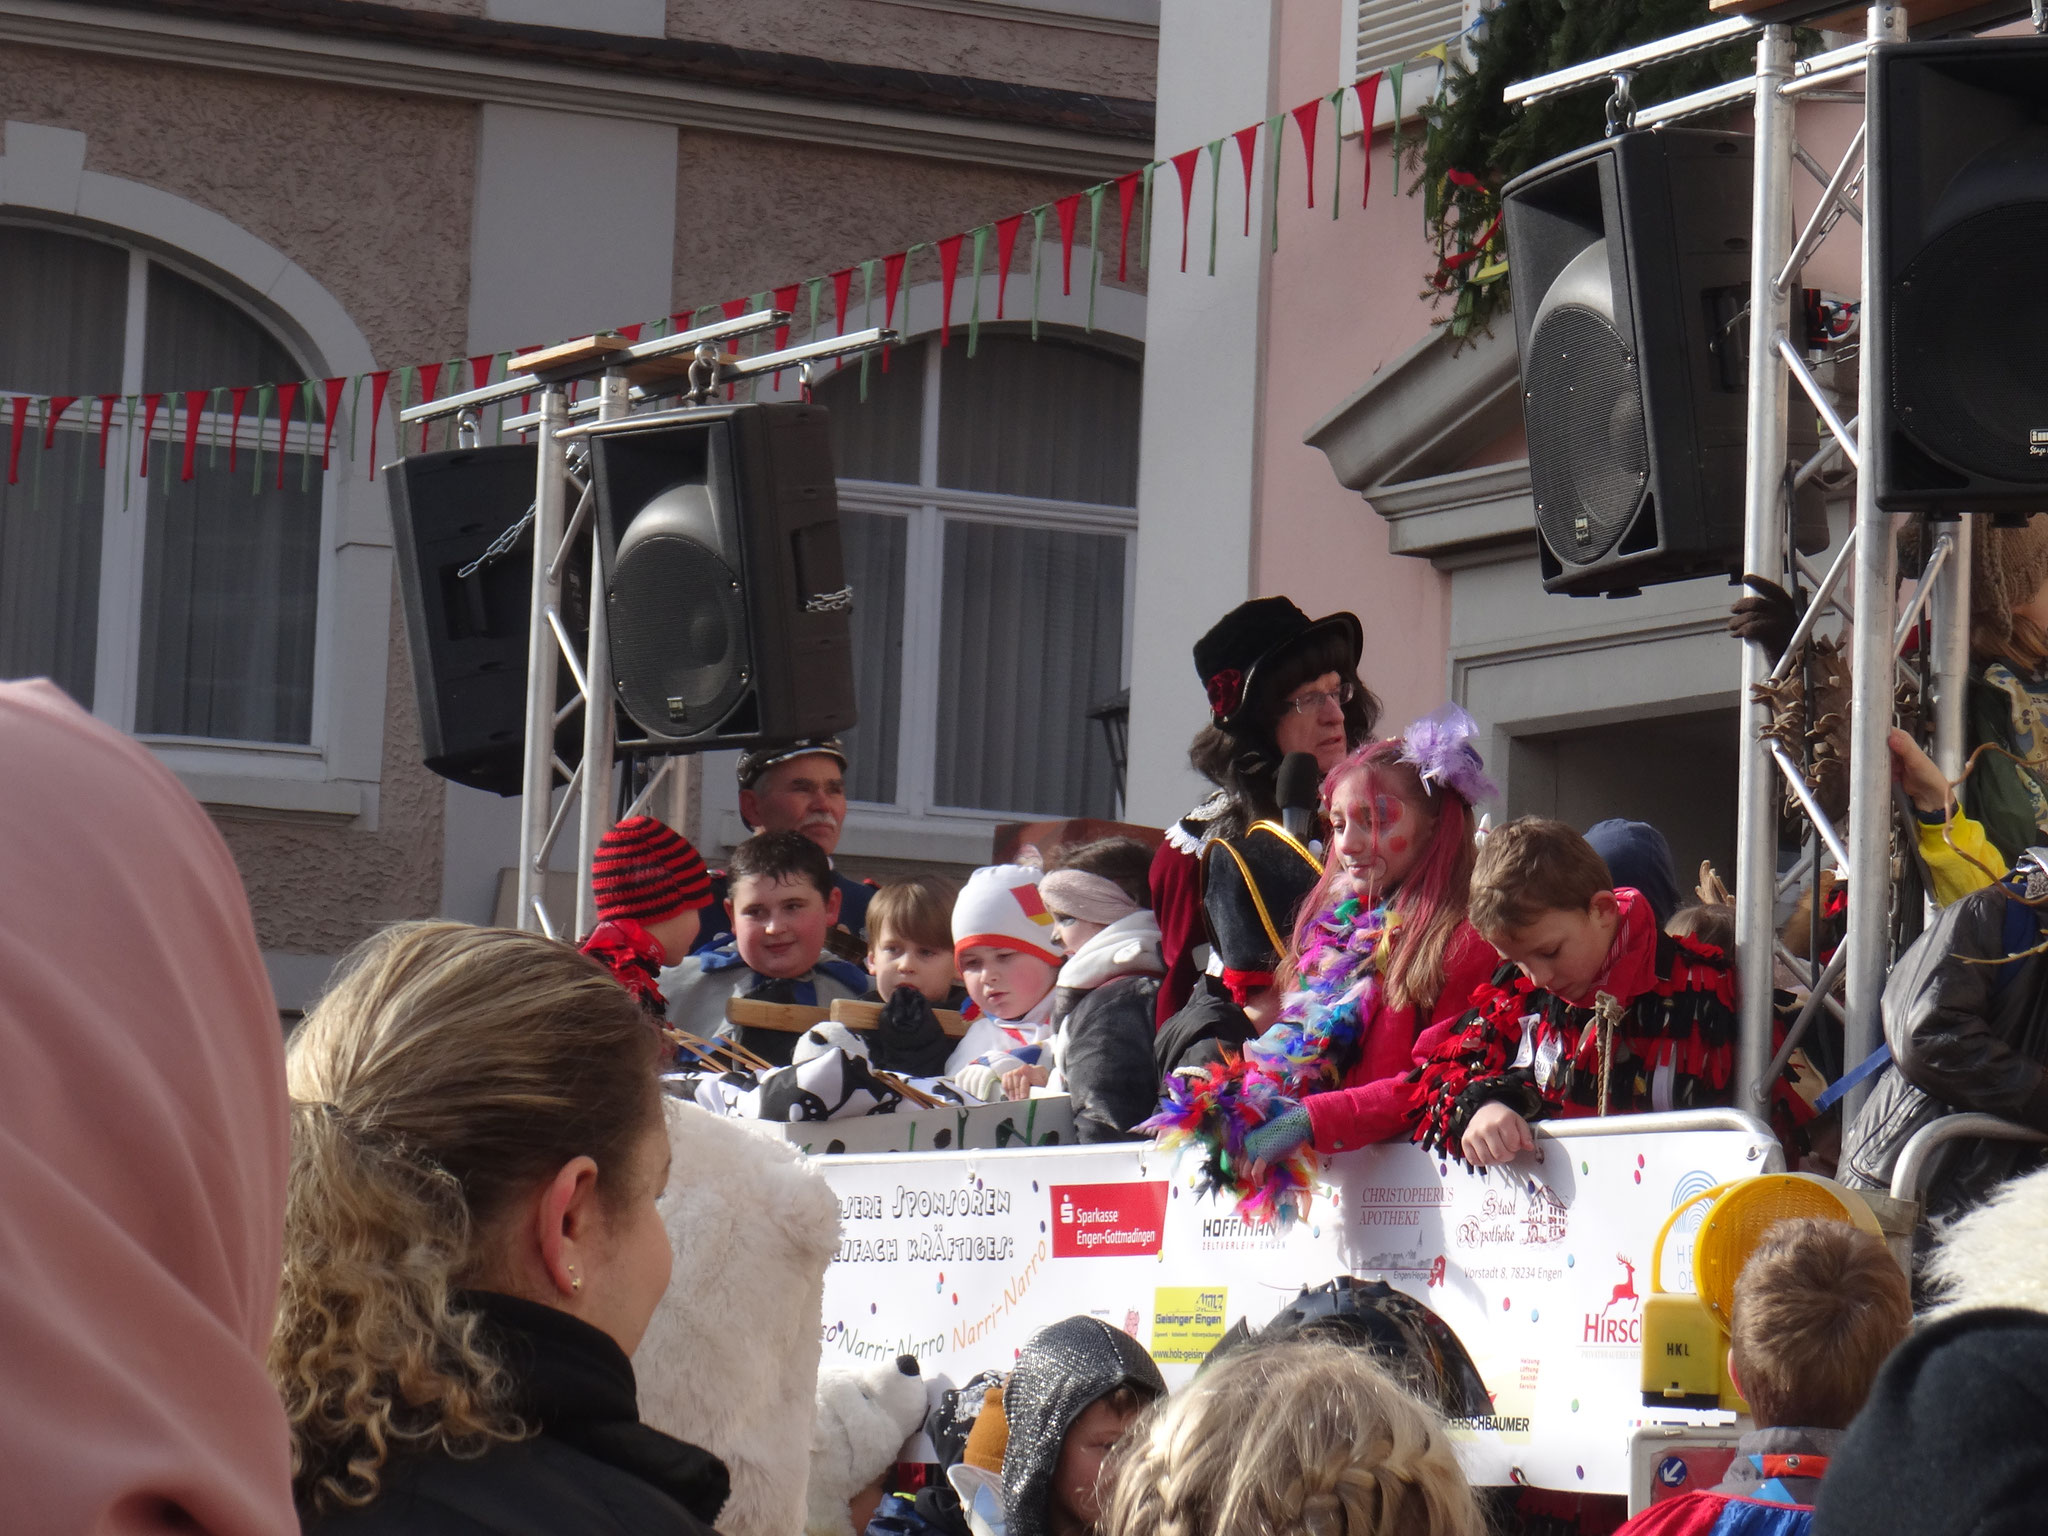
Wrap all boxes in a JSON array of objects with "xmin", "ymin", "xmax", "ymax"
[
  {"xmin": 1841, "ymin": 0, "xmax": 1912, "ymax": 1122},
  {"xmin": 1732, "ymin": 25, "xmax": 1798, "ymax": 1119},
  {"xmin": 518, "ymin": 385, "xmax": 572, "ymax": 936}
]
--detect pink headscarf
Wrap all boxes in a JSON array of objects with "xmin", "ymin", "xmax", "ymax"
[{"xmin": 0, "ymin": 681, "xmax": 294, "ymax": 1534}]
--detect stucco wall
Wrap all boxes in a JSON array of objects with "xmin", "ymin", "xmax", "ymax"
[
  {"xmin": 671, "ymin": 129, "xmax": 1133, "ymax": 309},
  {"xmin": 663, "ymin": 0, "xmax": 1156, "ymax": 98},
  {"xmin": 1249, "ymin": 0, "xmax": 1453, "ymax": 734},
  {"xmin": 0, "ymin": 44, "xmax": 473, "ymax": 953}
]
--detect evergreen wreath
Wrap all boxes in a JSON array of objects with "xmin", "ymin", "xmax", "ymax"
[{"xmin": 1413, "ymin": 0, "xmax": 1760, "ymax": 340}]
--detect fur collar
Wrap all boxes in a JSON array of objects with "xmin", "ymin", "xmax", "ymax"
[
  {"xmin": 1926, "ymin": 1163, "xmax": 2048, "ymax": 1319},
  {"xmin": 1055, "ymin": 911, "xmax": 1165, "ymax": 992}
]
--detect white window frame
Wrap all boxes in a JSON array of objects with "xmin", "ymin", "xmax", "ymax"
[
  {"xmin": 701, "ymin": 267, "xmax": 1144, "ymax": 864},
  {"xmin": 1, "ymin": 122, "xmax": 387, "ymax": 825},
  {"xmin": 1336, "ymin": 0, "xmax": 1490, "ymax": 134}
]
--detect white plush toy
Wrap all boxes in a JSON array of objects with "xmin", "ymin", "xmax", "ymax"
[
  {"xmin": 635, "ymin": 1098, "xmax": 844, "ymax": 1536},
  {"xmin": 806, "ymin": 1354, "xmax": 930, "ymax": 1536}
]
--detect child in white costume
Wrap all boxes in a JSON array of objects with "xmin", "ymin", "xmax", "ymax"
[{"xmin": 946, "ymin": 864, "xmax": 1063, "ymax": 1095}]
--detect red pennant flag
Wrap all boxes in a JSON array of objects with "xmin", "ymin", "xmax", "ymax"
[
  {"xmin": 468, "ymin": 354, "xmax": 493, "ymax": 391},
  {"xmin": 936, "ymin": 235, "xmax": 963, "ymax": 347},
  {"xmin": 7, "ymin": 397, "xmax": 27, "ymax": 485},
  {"xmin": 1116, "ymin": 173, "xmax": 1140, "ymax": 281},
  {"xmin": 995, "ymin": 215, "xmax": 1023, "ymax": 318},
  {"xmin": 140, "ymin": 393, "xmax": 162, "ymax": 476},
  {"xmin": 670, "ymin": 310, "xmax": 694, "ymax": 336},
  {"xmin": 1055, "ymin": 195, "xmax": 1081, "ymax": 295},
  {"xmin": 43, "ymin": 396, "xmax": 76, "ymax": 448},
  {"xmin": 721, "ymin": 297, "xmax": 748, "ymax": 323},
  {"xmin": 1354, "ymin": 72, "xmax": 1384, "ymax": 208},
  {"xmin": 1234, "ymin": 126, "xmax": 1261, "ymax": 236},
  {"xmin": 366, "ymin": 370, "xmax": 390, "ymax": 478},
  {"xmin": 182, "ymin": 390, "xmax": 205, "ymax": 481},
  {"xmin": 882, "ymin": 252, "xmax": 907, "ymax": 371},
  {"xmin": 416, "ymin": 361, "xmax": 441, "ymax": 452},
  {"xmin": 830, "ymin": 269, "xmax": 854, "ymax": 336},
  {"xmin": 321, "ymin": 378, "xmax": 345, "ymax": 468},
  {"xmin": 1170, "ymin": 148, "xmax": 1202, "ymax": 272},
  {"xmin": 773, "ymin": 283, "xmax": 801, "ymax": 351},
  {"xmin": 275, "ymin": 380, "xmax": 301, "ymax": 488},
  {"xmin": 618, "ymin": 323, "xmax": 643, "ymax": 343},
  {"xmin": 97, "ymin": 396, "xmax": 115, "ymax": 468},
  {"xmin": 1293, "ymin": 100, "xmax": 1321, "ymax": 209}
]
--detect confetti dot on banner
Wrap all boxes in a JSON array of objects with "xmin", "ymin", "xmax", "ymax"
[
  {"xmin": 1032, "ymin": 1181, "xmax": 1040, "ymax": 1193},
  {"xmin": 1571, "ymin": 1399, "xmax": 1580, "ymax": 1412},
  {"xmin": 1576, "ymin": 1466, "xmax": 1585, "ymax": 1481},
  {"xmin": 1502, "ymin": 1296, "xmax": 1512, "ymax": 1311},
  {"xmin": 938, "ymin": 1272, "xmax": 945, "ymax": 1284},
  {"xmin": 1634, "ymin": 1170, "xmax": 1643, "ymax": 1184},
  {"xmin": 1567, "ymin": 1254, "xmax": 1575, "ymax": 1267},
  {"xmin": 1040, "ymin": 1220, "xmax": 1047, "ymax": 1232},
  {"xmin": 1311, "ymin": 1226, "xmax": 1321, "ymax": 1238},
  {"xmin": 1582, "ymin": 1160, "xmax": 1590, "ymax": 1174},
  {"xmin": 1439, "ymin": 1162, "xmax": 1450, "ymax": 1177},
  {"xmin": 1637, "ymin": 1154, "xmax": 1645, "ymax": 1168},
  {"xmin": 1530, "ymin": 1308, "xmax": 1540, "ymax": 1322},
  {"xmin": 952, "ymin": 1293, "xmax": 959, "ymax": 1305},
  {"xmin": 871, "ymin": 1303, "xmax": 878, "ymax": 1314}
]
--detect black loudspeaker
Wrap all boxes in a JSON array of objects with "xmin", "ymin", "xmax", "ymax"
[
  {"xmin": 388, "ymin": 444, "xmax": 583, "ymax": 795},
  {"xmin": 1871, "ymin": 38, "xmax": 2048, "ymax": 510},
  {"xmin": 1505, "ymin": 128, "xmax": 1824, "ymax": 596},
  {"xmin": 589, "ymin": 401, "xmax": 857, "ymax": 749}
]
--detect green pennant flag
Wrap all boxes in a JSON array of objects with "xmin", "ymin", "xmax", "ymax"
[
  {"xmin": 1140, "ymin": 161, "xmax": 1157, "ymax": 271},
  {"xmin": 807, "ymin": 276, "xmax": 823, "ymax": 345},
  {"xmin": 210, "ymin": 387, "xmax": 225, "ymax": 468},
  {"xmin": 1030, "ymin": 205, "xmax": 1048, "ymax": 341},
  {"xmin": 1085, "ymin": 184, "xmax": 1106, "ymax": 332},
  {"xmin": 74, "ymin": 403, "xmax": 89, "ymax": 502},
  {"xmin": 253, "ymin": 383, "xmax": 275, "ymax": 493},
  {"xmin": 1330, "ymin": 89, "xmax": 1345, "ymax": 218},
  {"xmin": 347, "ymin": 377, "xmax": 362, "ymax": 465},
  {"xmin": 159, "ymin": 394, "xmax": 172, "ymax": 498},
  {"xmin": 968, "ymin": 224, "xmax": 990, "ymax": 357},
  {"xmin": 122, "ymin": 396, "xmax": 135, "ymax": 512},
  {"xmin": 1389, "ymin": 62, "xmax": 1406, "ymax": 190},
  {"xmin": 302, "ymin": 379, "xmax": 316, "ymax": 492},
  {"xmin": 1206, "ymin": 138, "xmax": 1225, "ymax": 275},
  {"xmin": 1268, "ymin": 114, "xmax": 1285, "ymax": 251}
]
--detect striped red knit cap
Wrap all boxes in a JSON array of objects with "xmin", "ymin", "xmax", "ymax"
[{"xmin": 592, "ymin": 816, "xmax": 714, "ymax": 925}]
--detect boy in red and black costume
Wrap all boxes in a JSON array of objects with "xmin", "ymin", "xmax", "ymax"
[
  {"xmin": 1415, "ymin": 817, "xmax": 1754, "ymax": 1167},
  {"xmin": 578, "ymin": 816, "xmax": 715, "ymax": 1020}
]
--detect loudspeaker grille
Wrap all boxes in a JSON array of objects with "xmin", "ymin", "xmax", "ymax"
[
  {"xmin": 1526, "ymin": 305, "xmax": 1650, "ymax": 565},
  {"xmin": 608, "ymin": 534, "xmax": 749, "ymax": 736},
  {"xmin": 1894, "ymin": 203, "xmax": 2048, "ymax": 487}
]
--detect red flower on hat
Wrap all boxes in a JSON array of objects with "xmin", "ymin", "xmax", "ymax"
[{"xmin": 1205, "ymin": 668, "xmax": 1244, "ymax": 722}]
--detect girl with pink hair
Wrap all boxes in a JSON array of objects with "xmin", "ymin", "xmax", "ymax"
[{"xmin": 1147, "ymin": 707, "xmax": 1498, "ymax": 1224}]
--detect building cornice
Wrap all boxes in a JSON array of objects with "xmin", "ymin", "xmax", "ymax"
[
  {"xmin": 0, "ymin": 0, "xmax": 1155, "ymax": 178},
  {"xmin": 1368, "ymin": 458, "xmax": 1537, "ymax": 566},
  {"xmin": 1304, "ymin": 317, "xmax": 1521, "ymax": 492},
  {"xmin": 871, "ymin": 0, "xmax": 1159, "ymax": 41}
]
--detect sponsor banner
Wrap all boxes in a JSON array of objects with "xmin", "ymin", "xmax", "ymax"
[{"xmin": 815, "ymin": 1122, "xmax": 1777, "ymax": 1494}]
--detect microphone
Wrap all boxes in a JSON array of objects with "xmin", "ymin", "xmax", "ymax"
[{"xmin": 1276, "ymin": 752, "xmax": 1320, "ymax": 844}]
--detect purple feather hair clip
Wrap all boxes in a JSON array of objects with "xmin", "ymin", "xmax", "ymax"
[{"xmin": 1399, "ymin": 703, "xmax": 1497, "ymax": 806}]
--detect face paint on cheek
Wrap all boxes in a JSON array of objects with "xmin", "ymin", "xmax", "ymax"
[{"xmin": 1386, "ymin": 835, "xmax": 1409, "ymax": 855}]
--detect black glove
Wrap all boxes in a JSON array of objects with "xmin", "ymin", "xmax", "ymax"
[
  {"xmin": 1728, "ymin": 574, "xmax": 1805, "ymax": 667},
  {"xmin": 870, "ymin": 984, "xmax": 952, "ymax": 1078}
]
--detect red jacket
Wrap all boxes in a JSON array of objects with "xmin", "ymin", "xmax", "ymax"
[{"xmin": 1303, "ymin": 922, "xmax": 1500, "ymax": 1153}]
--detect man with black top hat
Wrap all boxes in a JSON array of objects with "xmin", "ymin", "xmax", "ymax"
[
  {"xmin": 1150, "ymin": 596, "xmax": 1380, "ymax": 1025},
  {"xmin": 689, "ymin": 737, "xmax": 875, "ymax": 956}
]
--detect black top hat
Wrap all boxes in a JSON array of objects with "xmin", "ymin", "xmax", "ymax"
[
  {"xmin": 1192, "ymin": 597, "xmax": 1363, "ymax": 732},
  {"xmin": 1202, "ymin": 821, "xmax": 1323, "ymax": 982}
]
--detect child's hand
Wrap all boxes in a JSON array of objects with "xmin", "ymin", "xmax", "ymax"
[
  {"xmin": 1887, "ymin": 727, "xmax": 1951, "ymax": 816},
  {"xmin": 1462, "ymin": 1101, "xmax": 1536, "ymax": 1167},
  {"xmin": 1002, "ymin": 1063, "xmax": 1051, "ymax": 1100}
]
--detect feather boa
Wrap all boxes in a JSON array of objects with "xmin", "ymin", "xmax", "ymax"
[{"xmin": 1143, "ymin": 900, "xmax": 1397, "ymax": 1226}]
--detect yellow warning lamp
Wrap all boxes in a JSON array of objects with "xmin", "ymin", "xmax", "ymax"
[{"xmin": 1641, "ymin": 1174, "xmax": 1880, "ymax": 1413}]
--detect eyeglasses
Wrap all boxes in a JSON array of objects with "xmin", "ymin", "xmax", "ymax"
[{"xmin": 1281, "ymin": 681, "xmax": 1356, "ymax": 716}]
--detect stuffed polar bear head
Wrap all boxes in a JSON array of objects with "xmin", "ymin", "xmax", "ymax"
[{"xmin": 806, "ymin": 1353, "xmax": 928, "ymax": 1536}]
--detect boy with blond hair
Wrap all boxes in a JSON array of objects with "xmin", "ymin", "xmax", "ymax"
[
  {"xmin": 1615, "ymin": 1219, "xmax": 1910, "ymax": 1534},
  {"xmin": 1413, "ymin": 817, "xmax": 1745, "ymax": 1167}
]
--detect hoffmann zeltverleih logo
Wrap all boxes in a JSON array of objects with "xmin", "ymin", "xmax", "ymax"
[{"xmin": 1050, "ymin": 1182, "xmax": 1169, "ymax": 1259}]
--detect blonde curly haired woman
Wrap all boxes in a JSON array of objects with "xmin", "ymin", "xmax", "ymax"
[
  {"xmin": 1100, "ymin": 1341, "xmax": 1481, "ymax": 1536},
  {"xmin": 271, "ymin": 921, "xmax": 724, "ymax": 1535}
]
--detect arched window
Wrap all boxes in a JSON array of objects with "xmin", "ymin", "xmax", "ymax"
[
  {"xmin": 0, "ymin": 220, "xmax": 324, "ymax": 744},
  {"xmin": 813, "ymin": 329, "xmax": 1140, "ymax": 820}
]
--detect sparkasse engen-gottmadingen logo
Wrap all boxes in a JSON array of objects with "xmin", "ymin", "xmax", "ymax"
[{"xmin": 1050, "ymin": 1182, "xmax": 1168, "ymax": 1258}]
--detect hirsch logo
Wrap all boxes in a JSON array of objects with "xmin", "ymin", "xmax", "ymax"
[{"xmin": 1582, "ymin": 1252, "xmax": 1642, "ymax": 1345}]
